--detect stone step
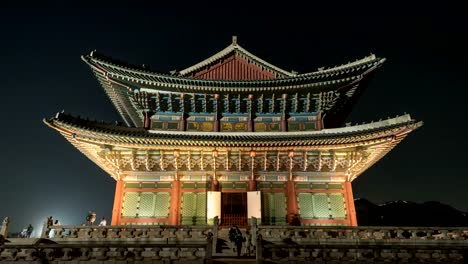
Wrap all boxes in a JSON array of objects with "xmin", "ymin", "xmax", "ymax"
[{"xmin": 212, "ymin": 256, "xmax": 256, "ymax": 263}]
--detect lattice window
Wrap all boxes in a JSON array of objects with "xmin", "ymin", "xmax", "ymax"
[
  {"xmin": 329, "ymin": 193, "xmax": 346, "ymax": 219},
  {"xmin": 181, "ymin": 192, "xmax": 207, "ymax": 225},
  {"xmin": 122, "ymin": 192, "xmax": 170, "ymax": 218},
  {"xmin": 261, "ymin": 192, "xmax": 287, "ymax": 225},
  {"xmin": 312, "ymin": 193, "xmax": 329, "ymax": 218},
  {"xmin": 122, "ymin": 192, "xmax": 139, "ymax": 217},
  {"xmin": 297, "ymin": 193, "xmax": 347, "ymax": 220},
  {"xmin": 298, "ymin": 193, "xmax": 314, "ymax": 218}
]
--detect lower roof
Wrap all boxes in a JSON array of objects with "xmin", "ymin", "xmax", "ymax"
[{"xmin": 44, "ymin": 113, "xmax": 421, "ymax": 148}]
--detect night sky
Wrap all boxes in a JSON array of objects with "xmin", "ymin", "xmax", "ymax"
[{"xmin": 1, "ymin": 2, "xmax": 466, "ymax": 234}]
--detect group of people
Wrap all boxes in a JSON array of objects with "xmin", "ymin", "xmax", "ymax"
[
  {"xmin": 19, "ymin": 224, "xmax": 34, "ymax": 238},
  {"xmin": 85, "ymin": 211, "xmax": 107, "ymax": 226},
  {"xmin": 46, "ymin": 216, "xmax": 61, "ymax": 226},
  {"xmin": 228, "ymin": 225, "xmax": 253, "ymax": 257}
]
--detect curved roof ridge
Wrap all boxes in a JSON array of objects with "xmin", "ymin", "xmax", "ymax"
[
  {"xmin": 178, "ymin": 40, "xmax": 293, "ymax": 78},
  {"xmin": 45, "ymin": 112, "xmax": 419, "ymax": 139},
  {"xmin": 299, "ymin": 54, "xmax": 385, "ymax": 76}
]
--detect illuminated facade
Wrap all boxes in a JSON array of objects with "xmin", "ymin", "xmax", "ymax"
[{"xmin": 45, "ymin": 37, "xmax": 421, "ymax": 226}]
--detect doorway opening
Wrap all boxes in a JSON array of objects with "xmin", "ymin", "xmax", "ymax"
[{"xmin": 221, "ymin": 192, "xmax": 247, "ymax": 227}]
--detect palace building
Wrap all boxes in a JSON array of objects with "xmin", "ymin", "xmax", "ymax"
[{"xmin": 44, "ymin": 37, "xmax": 422, "ymax": 226}]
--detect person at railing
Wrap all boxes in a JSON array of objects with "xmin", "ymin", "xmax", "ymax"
[
  {"xmin": 46, "ymin": 216, "xmax": 53, "ymax": 227},
  {"xmin": 99, "ymin": 217, "xmax": 107, "ymax": 226},
  {"xmin": 228, "ymin": 225, "xmax": 237, "ymax": 252},
  {"xmin": 233, "ymin": 226, "xmax": 244, "ymax": 257},
  {"xmin": 290, "ymin": 214, "xmax": 301, "ymax": 226},
  {"xmin": 26, "ymin": 224, "xmax": 33, "ymax": 238},
  {"xmin": 86, "ymin": 211, "xmax": 96, "ymax": 225},
  {"xmin": 243, "ymin": 230, "xmax": 252, "ymax": 256}
]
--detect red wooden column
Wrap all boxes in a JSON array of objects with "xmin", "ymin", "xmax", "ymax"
[
  {"xmin": 111, "ymin": 180, "xmax": 124, "ymax": 225},
  {"xmin": 213, "ymin": 94, "xmax": 220, "ymax": 132},
  {"xmin": 169, "ymin": 180, "xmax": 181, "ymax": 225},
  {"xmin": 249, "ymin": 150, "xmax": 257, "ymax": 191},
  {"xmin": 280, "ymin": 94, "xmax": 288, "ymax": 132},
  {"xmin": 179, "ymin": 93, "xmax": 186, "ymax": 131},
  {"xmin": 344, "ymin": 181, "xmax": 357, "ymax": 226},
  {"xmin": 286, "ymin": 180, "xmax": 299, "ymax": 224},
  {"xmin": 247, "ymin": 94, "xmax": 254, "ymax": 132},
  {"xmin": 144, "ymin": 112, "xmax": 151, "ymax": 129}
]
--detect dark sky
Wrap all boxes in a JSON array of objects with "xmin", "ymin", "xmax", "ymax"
[{"xmin": 0, "ymin": 2, "xmax": 466, "ymax": 233}]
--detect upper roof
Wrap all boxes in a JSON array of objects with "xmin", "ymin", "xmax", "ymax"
[
  {"xmin": 178, "ymin": 36, "xmax": 294, "ymax": 79},
  {"xmin": 82, "ymin": 39, "xmax": 385, "ymax": 94}
]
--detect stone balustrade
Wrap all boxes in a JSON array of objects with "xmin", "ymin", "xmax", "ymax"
[
  {"xmin": 42, "ymin": 224, "xmax": 213, "ymax": 242},
  {"xmin": 2, "ymin": 223, "xmax": 468, "ymax": 263},
  {"xmin": 0, "ymin": 239, "xmax": 212, "ymax": 263},
  {"xmin": 256, "ymin": 226, "xmax": 468, "ymax": 263},
  {"xmin": 1, "ymin": 225, "xmax": 213, "ymax": 263}
]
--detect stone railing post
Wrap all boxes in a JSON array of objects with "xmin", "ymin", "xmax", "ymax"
[
  {"xmin": 206, "ymin": 232, "xmax": 213, "ymax": 263},
  {"xmin": 41, "ymin": 220, "xmax": 49, "ymax": 238},
  {"xmin": 212, "ymin": 216, "xmax": 219, "ymax": 253},
  {"xmin": 256, "ymin": 234, "xmax": 263, "ymax": 264},
  {"xmin": 250, "ymin": 216, "xmax": 258, "ymax": 248},
  {"xmin": 0, "ymin": 217, "xmax": 10, "ymax": 237}
]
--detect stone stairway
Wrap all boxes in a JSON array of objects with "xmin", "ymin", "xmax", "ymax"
[{"xmin": 213, "ymin": 228, "xmax": 255, "ymax": 263}]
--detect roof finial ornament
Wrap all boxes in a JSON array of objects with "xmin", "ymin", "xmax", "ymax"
[{"xmin": 232, "ymin": 36, "xmax": 237, "ymax": 45}]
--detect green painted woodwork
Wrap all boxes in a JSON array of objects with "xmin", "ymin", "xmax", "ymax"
[
  {"xmin": 261, "ymin": 192, "xmax": 287, "ymax": 225},
  {"xmin": 313, "ymin": 193, "xmax": 329, "ymax": 218},
  {"xmin": 121, "ymin": 192, "xmax": 170, "ymax": 218},
  {"xmin": 297, "ymin": 192, "xmax": 347, "ymax": 220},
  {"xmin": 329, "ymin": 193, "xmax": 346, "ymax": 219},
  {"xmin": 122, "ymin": 192, "xmax": 139, "ymax": 217},
  {"xmin": 182, "ymin": 182, "xmax": 207, "ymax": 189},
  {"xmin": 125, "ymin": 182, "xmax": 172, "ymax": 189},
  {"xmin": 328, "ymin": 184, "xmax": 344, "ymax": 190},
  {"xmin": 181, "ymin": 192, "xmax": 207, "ymax": 225},
  {"xmin": 141, "ymin": 182, "xmax": 155, "ymax": 188},
  {"xmin": 156, "ymin": 182, "xmax": 172, "ymax": 188},
  {"xmin": 312, "ymin": 184, "xmax": 328, "ymax": 190},
  {"xmin": 152, "ymin": 122, "xmax": 163, "ymax": 129},
  {"xmin": 304, "ymin": 122, "xmax": 316, "ymax": 130},
  {"xmin": 167, "ymin": 122, "xmax": 179, "ymax": 130},
  {"xmin": 258, "ymin": 182, "xmax": 285, "ymax": 190},
  {"xmin": 220, "ymin": 182, "xmax": 247, "ymax": 189},
  {"xmin": 288, "ymin": 123, "xmax": 300, "ymax": 131},
  {"xmin": 298, "ymin": 193, "xmax": 314, "ymax": 218},
  {"xmin": 125, "ymin": 182, "xmax": 140, "ymax": 188},
  {"xmin": 295, "ymin": 183, "xmax": 344, "ymax": 190}
]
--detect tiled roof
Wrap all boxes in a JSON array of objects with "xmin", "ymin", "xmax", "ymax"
[
  {"xmin": 82, "ymin": 50, "xmax": 384, "ymax": 94},
  {"xmin": 44, "ymin": 113, "xmax": 421, "ymax": 148}
]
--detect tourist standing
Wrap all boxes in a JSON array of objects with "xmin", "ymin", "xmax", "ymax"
[
  {"xmin": 98, "ymin": 217, "xmax": 107, "ymax": 226},
  {"xmin": 26, "ymin": 224, "xmax": 33, "ymax": 238},
  {"xmin": 233, "ymin": 226, "xmax": 244, "ymax": 257},
  {"xmin": 243, "ymin": 230, "xmax": 252, "ymax": 256},
  {"xmin": 228, "ymin": 225, "xmax": 237, "ymax": 252}
]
